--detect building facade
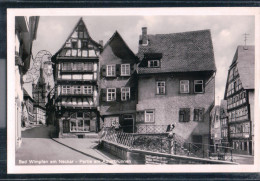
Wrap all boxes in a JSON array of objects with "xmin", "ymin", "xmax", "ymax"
[
  {"xmin": 210, "ymin": 105, "xmax": 221, "ymax": 152},
  {"xmin": 45, "ymin": 88, "xmax": 56, "ymax": 126},
  {"xmin": 15, "ymin": 16, "xmax": 39, "ymax": 149},
  {"xmin": 51, "ymin": 18, "xmax": 102, "ymax": 138},
  {"xmin": 136, "ymin": 28, "xmax": 216, "ymax": 146},
  {"xmin": 99, "ymin": 31, "xmax": 138, "ymax": 133},
  {"xmin": 224, "ymin": 45, "xmax": 255, "ymax": 155},
  {"xmin": 219, "ymin": 100, "xmax": 229, "ymax": 148},
  {"xmin": 32, "ymin": 67, "xmax": 47, "ymax": 125},
  {"xmin": 23, "ymin": 88, "xmax": 35, "ymax": 125}
]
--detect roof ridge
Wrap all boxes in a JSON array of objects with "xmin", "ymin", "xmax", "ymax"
[{"xmin": 149, "ymin": 29, "xmax": 211, "ymax": 36}]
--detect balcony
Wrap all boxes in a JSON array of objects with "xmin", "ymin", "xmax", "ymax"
[
  {"xmin": 230, "ymin": 132, "xmax": 250, "ymax": 138},
  {"xmin": 60, "ymin": 69, "xmax": 94, "ymax": 74},
  {"xmin": 57, "ymin": 78, "xmax": 97, "ymax": 84},
  {"xmin": 59, "ymin": 92, "xmax": 93, "ymax": 97},
  {"xmin": 229, "ymin": 115, "xmax": 248, "ymax": 123},
  {"xmin": 57, "ymin": 101, "xmax": 97, "ymax": 109}
]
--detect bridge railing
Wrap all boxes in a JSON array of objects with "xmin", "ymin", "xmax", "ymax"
[{"xmin": 101, "ymin": 128, "xmax": 233, "ymax": 162}]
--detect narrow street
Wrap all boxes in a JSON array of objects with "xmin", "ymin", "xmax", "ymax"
[{"xmin": 16, "ymin": 125, "xmax": 110, "ymax": 165}]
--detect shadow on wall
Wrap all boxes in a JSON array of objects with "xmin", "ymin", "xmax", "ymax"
[{"xmin": 21, "ymin": 125, "xmax": 56, "ymax": 138}]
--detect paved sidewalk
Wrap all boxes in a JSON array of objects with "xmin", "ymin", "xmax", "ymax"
[
  {"xmin": 52, "ymin": 138, "xmax": 123, "ymax": 165},
  {"xmin": 231, "ymin": 154, "xmax": 254, "ymax": 164}
]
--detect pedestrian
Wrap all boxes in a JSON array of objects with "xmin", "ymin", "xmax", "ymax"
[{"xmin": 166, "ymin": 123, "xmax": 175, "ymax": 138}]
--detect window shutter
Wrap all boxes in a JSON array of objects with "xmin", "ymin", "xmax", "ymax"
[
  {"xmin": 185, "ymin": 108, "xmax": 190, "ymax": 122},
  {"xmin": 130, "ymin": 87, "xmax": 136, "ymax": 100},
  {"xmin": 116, "ymin": 88, "xmax": 121, "ymax": 101},
  {"xmin": 101, "ymin": 65, "xmax": 106, "ymax": 77},
  {"xmin": 130, "ymin": 63, "xmax": 135, "ymax": 75},
  {"xmin": 116, "ymin": 64, "xmax": 121, "ymax": 77},
  {"xmin": 101, "ymin": 88, "xmax": 106, "ymax": 102}
]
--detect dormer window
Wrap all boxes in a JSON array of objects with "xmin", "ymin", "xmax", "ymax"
[{"xmin": 148, "ymin": 60, "xmax": 160, "ymax": 68}]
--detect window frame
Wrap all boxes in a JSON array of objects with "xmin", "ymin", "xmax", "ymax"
[
  {"xmin": 148, "ymin": 60, "xmax": 160, "ymax": 68},
  {"xmin": 193, "ymin": 108, "xmax": 204, "ymax": 122},
  {"xmin": 194, "ymin": 80, "xmax": 204, "ymax": 93},
  {"xmin": 156, "ymin": 81, "xmax": 166, "ymax": 95},
  {"xmin": 145, "ymin": 110, "xmax": 155, "ymax": 123},
  {"xmin": 121, "ymin": 87, "xmax": 130, "ymax": 101},
  {"xmin": 180, "ymin": 80, "xmax": 189, "ymax": 93},
  {"xmin": 179, "ymin": 108, "xmax": 190, "ymax": 122},
  {"xmin": 107, "ymin": 88, "xmax": 116, "ymax": 101},
  {"xmin": 73, "ymin": 85, "xmax": 82, "ymax": 94},
  {"xmin": 106, "ymin": 65, "xmax": 116, "ymax": 77},
  {"xmin": 121, "ymin": 64, "xmax": 131, "ymax": 76},
  {"xmin": 84, "ymin": 62, "xmax": 93, "ymax": 71},
  {"xmin": 83, "ymin": 85, "xmax": 93, "ymax": 95}
]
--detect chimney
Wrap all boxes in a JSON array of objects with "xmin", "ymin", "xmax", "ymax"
[
  {"xmin": 141, "ymin": 27, "xmax": 148, "ymax": 45},
  {"xmin": 99, "ymin": 40, "xmax": 103, "ymax": 47}
]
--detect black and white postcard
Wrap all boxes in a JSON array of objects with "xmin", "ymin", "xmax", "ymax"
[{"xmin": 7, "ymin": 8, "xmax": 260, "ymax": 173}]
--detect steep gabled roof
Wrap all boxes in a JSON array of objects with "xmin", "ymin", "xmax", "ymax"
[
  {"xmin": 51, "ymin": 17, "xmax": 102, "ymax": 62},
  {"xmin": 137, "ymin": 29, "xmax": 216, "ymax": 74},
  {"xmin": 220, "ymin": 100, "xmax": 227, "ymax": 117},
  {"xmin": 23, "ymin": 88, "xmax": 34, "ymax": 102},
  {"xmin": 235, "ymin": 46, "xmax": 255, "ymax": 89},
  {"xmin": 101, "ymin": 31, "xmax": 138, "ymax": 62}
]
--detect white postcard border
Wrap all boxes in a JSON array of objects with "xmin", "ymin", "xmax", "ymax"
[{"xmin": 7, "ymin": 7, "xmax": 260, "ymax": 174}]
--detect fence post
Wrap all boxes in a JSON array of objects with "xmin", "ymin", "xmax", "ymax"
[
  {"xmin": 188, "ymin": 143, "xmax": 191, "ymax": 156},
  {"xmin": 230, "ymin": 149, "xmax": 233, "ymax": 162},
  {"xmin": 168, "ymin": 138, "xmax": 174, "ymax": 154},
  {"xmin": 202, "ymin": 144, "xmax": 205, "ymax": 158},
  {"xmin": 161, "ymin": 138, "xmax": 162, "ymax": 153},
  {"xmin": 174, "ymin": 141, "xmax": 177, "ymax": 155}
]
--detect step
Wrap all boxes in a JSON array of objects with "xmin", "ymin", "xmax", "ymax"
[{"xmin": 83, "ymin": 133, "xmax": 99, "ymax": 139}]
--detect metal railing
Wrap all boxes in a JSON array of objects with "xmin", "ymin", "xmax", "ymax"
[
  {"xmin": 136, "ymin": 125, "xmax": 168, "ymax": 134},
  {"xmin": 101, "ymin": 128, "xmax": 234, "ymax": 162}
]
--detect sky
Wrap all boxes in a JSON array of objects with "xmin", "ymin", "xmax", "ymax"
[{"xmin": 27, "ymin": 15, "xmax": 255, "ymax": 105}]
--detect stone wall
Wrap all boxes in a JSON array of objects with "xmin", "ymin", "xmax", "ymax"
[{"xmin": 101, "ymin": 140, "xmax": 236, "ymax": 165}]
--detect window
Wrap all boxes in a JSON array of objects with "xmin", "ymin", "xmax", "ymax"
[
  {"xmin": 73, "ymin": 63, "xmax": 83, "ymax": 71},
  {"xmin": 107, "ymin": 88, "xmax": 116, "ymax": 101},
  {"xmin": 106, "ymin": 65, "xmax": 116, "ymax": 77},
  {"xmin": 84, "ymin": 63, "xmax": 93, "ymax": 71},
  {"xmin": 121, "ymin": 64, "xmax": 130, "ymax": 76},
  {"xmin": 72, "ymin": 39, "xmax": 77, "ymax": 48},
  {"xmin": 156, "ymin": 81, "xmax": 165, "ymax": 94},
  {"xmin": 74, "ymin": 85, "xmax": 81, "ymax": 94},
  {"xmin": 180, "ymin": 80, "xmax": 189, "ymax": 93},
  {"xmin": 121, "ymin": 87, "xmax": 130, "ymax": 101},
  {"xmin": 145, "ymin": 110, "xmax": 154, "ymax": 122},
  {"xmin": 82, "ymin": 40, "xmax": 88, "ymax": 49},
  {"xmin": 62, "ymin": 63, "xmax": 71, "ymax": 70},
  {"xmin": 62, "ymin": 85, "xmax": 71, "ymax": 94},
  {"xmin": 78, "ymin": 32, "xmax": 84, "ymax": 39},
  {"xmin": 194, "ymin": 108, "xmax": 204, "ymax": 122},
  {"xmin": 179, "ymin": 108, "xmax": 190, "ymax": 122},
  {"xmin": 84, "ymin": 86, "xmax": 93, "ymax": 95},
  {"xmin": 148, "ymin": 60, "xmax": 160, "ymax": 67},
  {"xmin": 194, "ymin": 80, "xmax": 204, "ymax": 93}
]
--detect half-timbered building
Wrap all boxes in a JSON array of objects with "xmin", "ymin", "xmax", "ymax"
[
  {"xmin": 224, "ymin": 45, "xmax": 255, "ymax": 155},
  {"xmin": 220, "ymin": 100, "xmax": 229, "ymax": 148},
  {"xmin": 51, "ymin": 18, "xmax": 102, "ymax": 138}
]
